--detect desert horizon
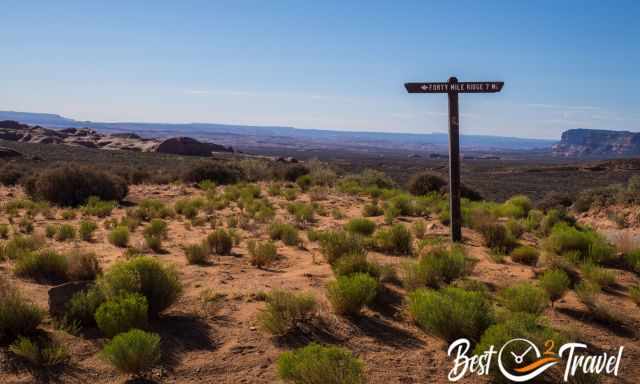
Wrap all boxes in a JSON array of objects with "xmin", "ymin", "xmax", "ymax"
[{"xmin": 1, "ymin": 1, "xmax": 639, "ymax": 384}]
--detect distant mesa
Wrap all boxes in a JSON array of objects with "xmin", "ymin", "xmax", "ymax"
[
  {"xmin": 553, "ymin": 129, "xmax": 640, "ymax": 157},
  {"xmin": 155, "ymin": 136, "xmax": 233, "ymax": 156}
]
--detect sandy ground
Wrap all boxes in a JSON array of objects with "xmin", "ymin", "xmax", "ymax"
[{"xmin": 1, "ymin": 184, "xmax": 639, "ymax": 384}]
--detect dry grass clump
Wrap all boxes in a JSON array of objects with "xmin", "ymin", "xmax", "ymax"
[
  {"xmin": 248, "ymin": 240, "xmax": 278, "ymax": 268},
  {"xmin": 184, "ymin": 243, "xmax": 210, "ymax": 265},
  {"xmin": 0, "ymin": 278, "xmax": 44, "ymax": 343},
  {"xmin": 81, "ymin": 196, "xmax": 117, "ymax": 217},
  {"xmin": 55, "ymin": 223, "xmax": 76, "ymax": 241},
  {"xmin": 206, "ymin": 228, "xmax": 233, "ymax": 255},
  {"xmin": 0, "ymin": 234, "xmax": 44, "ymax": 260},
  {"xmin": 374, "ymin": 224, "xmax": 413, "ymax": 255},
  {"xmin": 14, "ymin": 250, "xmax": 69, "ymax": 282},
  {"xmin": 258, "ymin": 289, "xmax": 316, "ymax": 335},
  {"xmin": 15, "ymin": 249, "xmax": 101, "ymax": 283},
  {"xmin": 9, "ymin": 335, "xmax": 69, "ymax": 368}
]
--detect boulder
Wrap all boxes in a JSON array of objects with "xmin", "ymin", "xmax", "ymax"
[
  {"xmin": 155, "ymin": 136, "xmax": 232, "ymax": 156},
  {"xmin": 48, "ymin": 281, "xmax": 93, "ymax": 317},
  {"xmin": 0, "ymin": 146, "xmax": 23, "ymax": 158}
]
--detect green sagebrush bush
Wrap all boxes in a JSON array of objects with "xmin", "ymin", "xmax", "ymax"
[
  {"xmin": 327, "ymin": 273, "xmax": 378, "ymax": 316},
  {"xmin": 0, "ymin": 279, "xmax": 44, "ymax": 343},
  {"xmin": 269, "ymin": 222, "xmax": 300, "ymax": 246},
  {"xmin": 79, "ymin": 220, "xmax": 98, "ymax": 241},
  {"xmin": 374, "ymin": 224, "xmax": 413, "ymax": 255},
  {"xmin": 500, "ymin": 195, "xmax": 532, "ymax": 218},
  {"xmin": 623, "ymin": 249, "xmax": 640, "ymax": 273},
  {"xmin": 81, "ymin": 196, "xmax": 117, "ymax": 217},
  {"xmin": 401, "ymin": 246, "xmax": 467, "ymax": 290},
  {"xmin": 407, "ymin": 287, "xmax": 494, "ymax": 343},
  {"xmin": 344, "ymin": 218, "xmax": 376, "ymax": 236},
  {"xmin": 318, "ymin": 230, "xmax": 367, "ymax": 264},
  {"xmin": 539, "ymin": 269, "xmax": 570, "ymax": 305},
  {"xmin": 544, "ymin": 222, "xmax": 615, "ymax": 264},
  {"xmin": 510, "ymin": 246, "xmax": 540, "ymax": 266},
  {"xmin": 101, "ymin": 329, "xmax": 161, "ymax": 376},
  {"xmin": 331, "ymin": 252, "xmax": 382, "ymax": 279},
  {"xmin": 499, "ymin": 282, "xmax": 549, "ymax": 315},
  {"xmin": 65, "ymin": 285, "xmax": 106, "ymax": 327},
  {"xmin": 24, "ymin": 166, "xmax": 128, "ymax": 206},
  {"xmin": 0, "ymin": 234, "xmax": 44, "ymax": 260},
  {"xmin": 99, "ymin": 256, "xmax": 182, "ymax": 317},
  {"xmin": 277, "ymin": 342, "xmax": 364, "ymax": 384},
  {"xmin": 258, "ymin": 289, "xmax": 316, "ymax": 335},
  {"xmin": 108, "ymin": 226, "xmax": 130, "ymax": 248},
  {"xmin": 95, "ymin": 293, "xmax": 149, "ymax": 338}
]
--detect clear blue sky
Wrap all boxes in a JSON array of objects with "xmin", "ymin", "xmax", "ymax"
[{"xmin": 1, "ymin": 1, "xmax": 638, "ymax": 139}]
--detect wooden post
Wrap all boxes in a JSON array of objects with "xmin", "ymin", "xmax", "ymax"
[
  {"xmin": 447, "ymin": 77, "xmax": 462, "ymax": 242},
  {"xmin": 404, "ymin": 78, "xmax": 503, "ymax": 244}
]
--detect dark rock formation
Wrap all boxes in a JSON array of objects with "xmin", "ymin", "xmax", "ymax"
[
  {"xmin": 48, "ymin": 281, "xmax": 93, "ymax": 317},
  {"xmin": 155, "ymin": 136, "xmax": 233, "ymax": 156},
  {"xmin": 553, "ymin": 129, "xmax": 640, "ymax": 157}
]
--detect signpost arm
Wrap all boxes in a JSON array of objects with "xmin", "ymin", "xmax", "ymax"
[{"xmin": 447, "ymin": 77, "xmax": 462, "ymax": 242}]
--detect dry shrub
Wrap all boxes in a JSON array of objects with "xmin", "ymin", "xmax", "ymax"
[{"xmin": 24, "ymin": 166, "xmax": 128, "ymax": 206}]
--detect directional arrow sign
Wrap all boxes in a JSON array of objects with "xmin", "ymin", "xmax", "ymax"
[{"xmin": 405, "ymin": 81, "xmax": 504, "ymax": 93}]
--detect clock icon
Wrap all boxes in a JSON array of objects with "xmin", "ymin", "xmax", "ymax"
[{"xmin": 497, "ymin": 338, "xmax": 559, "ymax": 382}]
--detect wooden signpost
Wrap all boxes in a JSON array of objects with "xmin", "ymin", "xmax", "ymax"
[{"xmin": 405, "ymin": 77, "xmax": 504, "ymax": 242}]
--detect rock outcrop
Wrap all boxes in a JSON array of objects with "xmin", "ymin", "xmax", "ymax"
[
  {"xmin": 0, "ymin": 120, "xmax": 231, "ymax": 156},
  {"xmin": 155, "ymin": 137, "xmax": 232, "ymax": 156},
  {"xmin": 553, "ymin": 129, "xmax": 640, "ymax": 157},
  {"xmin": 48, "ymin": 281, "xmax": 93, "ymax": 317}
]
